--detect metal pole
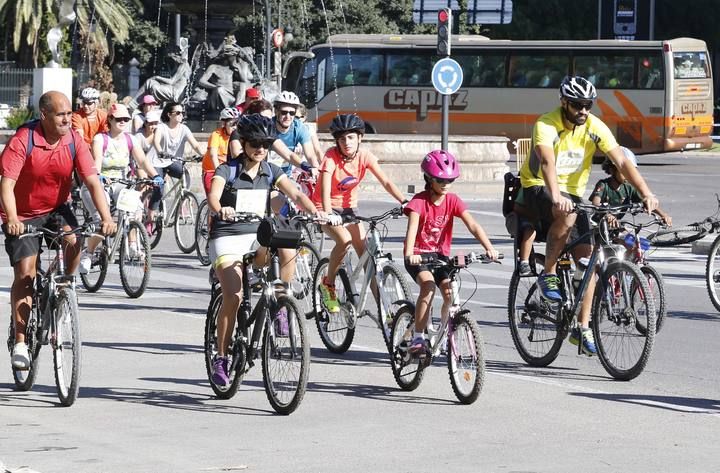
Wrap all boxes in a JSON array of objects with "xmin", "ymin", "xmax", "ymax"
[
  {"xmin": 441, "ymin": 94, "xmax": 449, "ymax": 151},
  {"xmin": 175, "ymin": 14, "xmax": 181, "ymax": 47},
  {"xmin": 649, "ymin": 0, "xmax": 655, "ymax": 40},
  {"xmin": 597, "ymin": 0, "xmax": 602, "ymax": 39},
  {"xmin": 265, "ymin": 0, "xmax": 272, "ymax": 80}
]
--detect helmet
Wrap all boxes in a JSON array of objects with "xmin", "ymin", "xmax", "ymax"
[
  {"xmin": 329, "ymin": 114, "xmax": 365, "ymax": 139},
  {"xmin": 421, "ymin": 150, "xmax": 460, "ymax": 180},
  {"xmin": 235, "ymin": 113, "xmax": 276, "ymax": 141},
  {"xmin": 219, "ymin": 107, "xmax": 239, "ymax": 121},
  {"xmin": 80, "ymin": 87, "xmax": 100, "ymax": 102},
  {"xmin": 559, "ymin": 76, "xmax": 597, "ymax": 101},
  {"xmin": 602, "ymin": 146, "xmax": 637, "ymax": 173},
  {"xmin": 273, "ymin": 90, "xmax": 301, "ymax": 108}
]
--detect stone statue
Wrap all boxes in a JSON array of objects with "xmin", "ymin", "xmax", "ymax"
[
  {"xmin": 46, "ymin": 0, "xmax": 76, "ymax": 67},
  {"xmin": 133, "ymin": 38, "xmax": 193, "ymax": 105}
]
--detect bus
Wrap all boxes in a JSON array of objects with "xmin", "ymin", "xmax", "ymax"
[{"xmin": 283, "ymin": 35, "xmax": 713, "ymax": 153}]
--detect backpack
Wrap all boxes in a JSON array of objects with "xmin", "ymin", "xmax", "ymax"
[
  {"xmin": 502, "ymin": 171, "xmax": 521, "ymax": 217},
  {"xmin": 100, "ymin": 132, "xmax": 134, "ymax": 154},
  {"xmin": 21, "ymin": 119, "xmax": 77, "ymax": 159}
]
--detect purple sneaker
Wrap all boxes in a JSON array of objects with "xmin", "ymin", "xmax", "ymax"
[
  {"xmin": 211, "ymin": 356, "xmax": 229, "ymax": 386},
  {"xmin": 274, "ymin": 307, "xmax": 289, "ymax": 337}
]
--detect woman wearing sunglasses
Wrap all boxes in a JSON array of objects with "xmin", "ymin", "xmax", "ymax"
[{"xmin": 402, "ymin": 150, "xmax": 498, "ymax": 355}]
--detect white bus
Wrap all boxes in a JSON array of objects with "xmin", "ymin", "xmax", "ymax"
[{"xmin": 283, "ymin": 35, "xmax": 713, "ymax": 153}]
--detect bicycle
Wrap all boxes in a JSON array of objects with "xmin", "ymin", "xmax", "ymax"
[
  {"xmin": 6, "ymin": 221, "xmax": 94, "ymax": 406},
  {"xmin": 390, "ymin": 252, "xmax": 500, "ymax": 404},
  {"xmin": 508, "ymin": 202, "xmax": 656, "ymax": 381},
  {"xmin": 312, "ymin": 207, "xmax": 411, "ymax": 353},
  {"xmin": 648, "ymin": 193, "xmax": 720, "ymax": 247},
  {"xmin": 204, "ymin": 213, "xmax": 312, "ymax": 415},
  {"xmin": 194, "ymin": 198, "xmax": 211, "ymax": 266},
  {"xmin": 143, "ymin": 155, "xmax": 201, "ymax": 253},
  {"xmin": 80, "ymin": 178, "xmax": 152, "ymax": 298}
]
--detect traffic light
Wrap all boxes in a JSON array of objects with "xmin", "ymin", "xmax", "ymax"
[{"xmin": 437, "ymin": 8, "xmax": 452, "ymax": 56}]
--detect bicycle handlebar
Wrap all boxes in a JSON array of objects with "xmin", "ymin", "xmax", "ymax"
[
  {"xmin": 418, "ymin": 251, "xmax": 504, "ymax": 268},
  {"xmin": 19, "ymin": 222, "xmax": 97, "ymax": 240},
  {"xmin": 343, "ymin": 206, "xmax": 403, "ymax": 224},
  {"xmin": 575, "ymin": 202, "xmax": 646, "ymax": 216}
]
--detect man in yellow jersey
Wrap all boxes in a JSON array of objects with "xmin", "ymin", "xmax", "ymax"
[{"xmin": 519, "ymin": 75, "xmax": 659, "ymax": 355}]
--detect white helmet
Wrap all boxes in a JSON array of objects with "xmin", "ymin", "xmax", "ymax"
[
  {"xmin": 219, "ymin": 107, "xmax": 239, "ymax": 121},
  {"xmin": 273, "ymin": 90, "xmax": 301, "ymax": 108},
  {"xmin": 602, "ymin": 146, "xmax": 637, "ymax": 173},
  {"xmin": 80, "ymin": 87, "xmax": 100, "ymax": 102},
  {"xmin": 559, "ymin": 76, "xmax": 597, "ymax": 101}
]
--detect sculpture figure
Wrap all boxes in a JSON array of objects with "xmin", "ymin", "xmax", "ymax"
[
  {"xmin": 133, "ymin": 38, "xmax": 193, "ymax": 105},
  {"xmin": 46, "ymin": 0, "xmax": 77, "ymax": 67}
]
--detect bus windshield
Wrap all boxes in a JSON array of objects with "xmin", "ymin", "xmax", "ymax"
[{"xmin": 673, "ymin": 51, "xmax": 711, "ymax": 79}]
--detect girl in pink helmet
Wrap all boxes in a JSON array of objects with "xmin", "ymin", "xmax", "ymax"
[{"xmin": 403, "ymin": 150, "xmax": 499, "ymax": 356}]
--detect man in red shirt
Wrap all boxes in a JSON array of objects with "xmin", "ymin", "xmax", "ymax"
[
  {"xmin": 71, "ymin": 87, "xmax": 108, "ymax": 145},
  {"xmin": 235, "ymin": 87, "xmax": 261, "ymax": 115},
  {"xmin": 1, "ymin": 91, "xmax": 116, "ymax": 369}
]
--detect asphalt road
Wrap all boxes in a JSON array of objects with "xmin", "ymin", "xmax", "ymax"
[{"xmin": 1, "ymin": 153, "xmax": 719, "ymax": 473}]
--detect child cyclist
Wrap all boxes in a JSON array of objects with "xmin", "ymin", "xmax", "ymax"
[
  {"xmin": 403, "ymin": 150, "xmax": 499, "ymax": 355},
  {"xmin": 312, "ymin": 113, "xmax": 407, "ymax": 313}
]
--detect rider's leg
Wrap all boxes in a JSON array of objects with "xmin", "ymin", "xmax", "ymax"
[
  {"xmin": 10, "ymin": 255, "xmax": 37, "ymax": 344},
  {"xmin": 438, "ymin": 278, "xmax": 453, "ymax": 323},
  {"xmin": 322, "ymin": 224, "xmax": 352, "ymax": 282},
  {"xmin": 543, "ymin": 209, "xmax": 577, "ymax": 275},
  {"xmin": 215, "ymin": 260, "xmax": 244, "ymax": 358},
  {"xmin": 412, "ymin": 272, "xmax": 436, "ymax": 333}
]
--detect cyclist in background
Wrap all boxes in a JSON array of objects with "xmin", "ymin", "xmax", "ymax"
[
  {"xmin": 201, "ymin": 107, "xmax": 238, "ymax": 196},
  {"xmin": 404, "ymin": 151, "xmax": 498, "ymax": 355},
  {"xmin": 518, "ymin": 75, "xmax": 659, "ymax": 355},
  {"xmin": 312, "ymin": 113, "xmax": 406, "ymax": 313},
  {"xmin": 132, "ymin": 94, "xmax": 158, "ymax": 134},
  {"xmin": 71, "ymin": 87, "xmax": 108, "ymax": 146}
]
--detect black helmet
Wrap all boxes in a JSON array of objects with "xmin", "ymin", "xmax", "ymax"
[
  {"xmin": 236, "ymin": 114, "xmax": 276, "ymax": 142},
  {"xmin": 329, "ymin": 113, "xmax": 365, "ymax": 139}
]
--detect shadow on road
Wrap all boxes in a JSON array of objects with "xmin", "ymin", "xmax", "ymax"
[
  {"xmin": 83, "ymin": 341, "xmax": 203, "ymax": 355},
  {"xmin": 667, "ymin": 310, "xmax": 720, "ymax": 323},
  {"xmin": 568, "ymin": 392, "xmax": 720, "ymax": 414}
]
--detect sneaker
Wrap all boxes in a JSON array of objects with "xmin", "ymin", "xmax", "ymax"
[
  {"xmin": 274, "ymin": 307, "xmax": 289, "ymax": 337},
  {"xmin": 538, "ymin": 273, "xmax": 562, "ymax": 302},
  {"xmin": 408, "ymin": 336, "xmax": 430, "ymax": 358},
  {"xmin": 569, "ymin": 327, "xmax": 597, "ymax": 355},
  {"xmin": 79, "ymin": 252, "xmax": 92, "ymax": 275},
  {"xmin": 518, "ymin": 260, "xmax": 532, "ymax": 276},
  {"xmin": 319, "ymin": 281, "xmax": 340, "ymax": 313},
  {"xmin": 211, "ymin": 356, "xmax": 229, "ymax": 386},
  {"xmin": 11, "ymin": 342, "xmax": 30, "ymax": 369},
  {"xmin": 128, "ymin": 243, "xmax": 145, "ymax": 260}
]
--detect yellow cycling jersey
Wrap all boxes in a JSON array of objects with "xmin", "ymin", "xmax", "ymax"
[{"xmin": 519, "ymin": 107, "xmax": 618, "ymax": 197}]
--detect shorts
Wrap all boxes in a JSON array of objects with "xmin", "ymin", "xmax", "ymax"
[
  {"xmin": 3, "ymin": 204, "xmax": 78, "ymax": 266},
  {"xmin": 522, "ymin": 186, "xmax": 591, "ymax": 244},
  {"xmin": 202, "ymin": 171, "xmax": 214, "ymax": 196},
  {"xmin": 404, "ymin": 253, "xmax": 452, "ymax": 285},
  {"xmin": 332, "ymin": 207, "xmax": 358, "ymax": 222},
  {"xmin": 81, "ymin": 182, "xmax": 125, "ymax": 224},
  {"xmin": 208, "ymin": 234, "xmax": 258, "ymax": 269}
]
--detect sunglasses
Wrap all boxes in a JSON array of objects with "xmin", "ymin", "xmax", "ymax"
[
  {"xmin": 278, "ymin": 110, "xmax": 296, "ymax": 117},
  {"xmin": 113, "ymin": 117, "xmax": 131, "ymax": 123},
  {"xmin": 170, "ymin": 110, "xmax": 184, "ymax": 115},
  {"xmin": 82, "ymin": 101, "xmax": 96, "ymax": 106},
  {"xmin": 433, "ymin": 177, "xmax": 456, "ymax": 185},
  {"xmin": 146, "ymin": 121, "xmax": 159, "ymax": 126},
  {"xmin": 247, "ymin": 139, "xmax": 274, "ymax": 149},
  {"xmin": 567, "ymin": 100, "xmax": 593, "ymax": 111}
]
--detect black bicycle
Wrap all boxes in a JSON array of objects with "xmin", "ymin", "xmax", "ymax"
[
  {"xmin": 648, "ymin": 193, "xmax": 720, "ymax": 247},
  {"xmin": 204, "ymin": 213, "xmax": 311, "ymax": 415},
  {"xmin": 6, "ymin": 221, "xmax": 94, "ymax": 406}
]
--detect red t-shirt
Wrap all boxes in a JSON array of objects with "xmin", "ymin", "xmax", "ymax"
[
  {"xmin": 404, "ymin": 191, "xmax": 468, "ymax": 257},
  {"xmin": 71, "ymin": 109, "xmax": 108, "ymax": 145},
  {"xmin": 0, "ymin": 125, "xmax": 97, "ymax": 221},
  {"xmin": 311, "ymin": 147, "xmax": 376, "ymax": 210}
]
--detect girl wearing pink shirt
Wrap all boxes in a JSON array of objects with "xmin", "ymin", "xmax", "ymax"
[{"xmin": 403, "ymin": 150, "xmax": 498, "ymax": 356}]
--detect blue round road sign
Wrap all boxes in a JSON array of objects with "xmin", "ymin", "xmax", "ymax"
[{"xmin": 432, "ymin": 58, "xmax": 463, "ymax": 95}]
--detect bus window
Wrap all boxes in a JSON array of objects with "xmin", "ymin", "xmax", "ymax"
[
  {"xmin": 297, "ymin": 58, "xmax": 317, "ymax": 105},
  {"xmin": 507, "ymin": 53, "xmax": 568, "ymax": 88},
  {"xmin": 575, "ymin": 53, "xmax": 634, "ymax": 88},
  {"xmin": 673, "ymin": 51, "xmax": 710, "ymax": 79},
  {"xmin": 456, "ymin": 52, "xmax": 506, "ymax": 87},
  {"xmin": 637, "ymin": 52, "xmax": 663, "ymax": 89},
  {"xmin": 387, "ymin": 54, "xmax": 434, "ymax": 86}
]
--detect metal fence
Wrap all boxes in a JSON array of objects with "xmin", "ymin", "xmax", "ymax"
[{"xmin": 0, "ymin": 68, "xmax": 33, "ymax": 107}]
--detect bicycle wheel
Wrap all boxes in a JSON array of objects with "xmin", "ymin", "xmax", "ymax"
[
  {"xmin": 377, "ymin": 262, "xmax": 412, "ymax": 348},
  {"xmin": 447, "ymin": 310, "xmax": 485, "ymax": 404},
  {"xmin": 301, "ymin": 222, "xmax": 325, "ymax": 254},
  {"xmin": 195, "ymin": 199, "xmax": 211, "ymax": 266},
  {"xmin": 389, "ymin": 304, "xmax": 426, "ymax": 391},
  {"xmin": 640, "ymin": 265, "xmax": 667, "ymax": 333},
  {"xmin": 174, "ymin": 191, "xmax": 199, "ymax": 253},
  {"xmin": 204, "ymin": 291, "xmax": 244, "ymax": 399},
  {"xmin": 262, "ymin": 295, "xmax": 310, "ymax": 415},
  {"xmin": 80, "ymin": 242, "xmax": 108, "ymax": 293},
  {"xmin": 9, "ymin": 318, "xmax": 41, "ymax": 392},
  {"xmin": 147, "ymin": 200, "xmax": 164, "ymax": 249},
  {"xmin": 507, "ymin": 271, "xmax": 565, "ymax": 367},
  {"xmin": 119, "ymin": 220, "xmax": 151, "ymax": 298},
  {"xmin": 648, "ymin": 224, "xmax": 707, "ymax": 247},
  {"xmin": 313, "ymin": 258, "xmax": 355, "ymax": 353},
  {"xmin": 593, "ymin": 260, "xmax": 655, "ymax": 381},
  {"xmin": 705, "ymin": 235, "xmax": 720, "ymax": 312},
  {"xmin": 53, "ymin": 287, "xmax": 81, "ymax": 406},
  {"xmin": 291, "ymin": 242, "xmax": 320, "ymax": 319}
]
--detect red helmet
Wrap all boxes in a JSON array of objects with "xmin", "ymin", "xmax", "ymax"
[{"xmin": 421, "ymin": 150, "xmax": 460, "ymax": 179}]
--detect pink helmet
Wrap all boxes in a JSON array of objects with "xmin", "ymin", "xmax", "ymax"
[{"xmin": 421, "ymin": 150, "xmax": 460, "ymax": 179}]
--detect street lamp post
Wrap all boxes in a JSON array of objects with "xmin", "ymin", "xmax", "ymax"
[{"xmin": 265, "ymin": 0, "xmax": 272, "ymax": 79}]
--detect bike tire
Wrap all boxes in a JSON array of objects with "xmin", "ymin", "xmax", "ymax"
[
  {"xmin": 80, "ymin": 241, "xmax": 108, "ymax": 293},
  {"xmin": 119, "ymin": 220, "xmax": 152, "ymax": 298},
  {"xmin": 204, "ymin": 291, "xmax": 244, "ymax": 399},
  {"xmin": 640, "ymin": 265, "xmax": 667, "ymax": 333},
  {"xmin": 389, "ymin": 304, "xmax": 426, "ymax": 391},
  {"xmin": 53, "ymin": 287, "xmax": 81, "ymax": 406},
  {"xmin": 292, "ymin": 242, "xmax": 321, "ymax": 319},
  {"xmin": 593, "ymin": 260, "xmax": 655, "ymax": 381},
  {"xmin": 301, "ymin": 222, "xmax": 325, "ymax": 254},
  {"xmin": 195, "ymin": 199, "xmax": 211, "ymax": 266},
  {"xmin": 377, "ymin": 262, "xmax": 412, "ymax": 349},
  {"xmin": 174, "ymin": 192, "xmax": 200, "ymax": 254},
  {"xmin": 447, "ymin": 310, "xmax": 485, "ymax": 404},
  {"xmin": 705, "ymin": 234, "xmax": 720, "ymax": 313},
  {"xmin": 9, "ymin": 318, "xmax": 41, "ymax": 392},
  {"xmin": 648, "ymin": 224, "xmax": 708, "ymax": 247},
  {"xmin": 313, "ymin": 259, "xmax": 355, "ymax": 353},
  {"xmin": 147, "ymin": 200, "xmax": 164, "ymax": 250},
  {"xmin": 261, "ymin": 295, "xmax": 310, "ymax": 415},
  {"xmin": 507, "ymin": 271, "xmax": 565, "ymax": 367}
]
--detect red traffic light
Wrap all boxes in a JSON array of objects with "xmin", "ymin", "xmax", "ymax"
[{"xmin": 438, "ymin": 9, "xmax": 449, "ymax": 23}]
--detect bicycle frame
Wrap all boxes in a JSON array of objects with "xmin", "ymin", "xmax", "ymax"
[{"xmin": 159, "ymin": 166, "xmax": 191, "ymax": 225}]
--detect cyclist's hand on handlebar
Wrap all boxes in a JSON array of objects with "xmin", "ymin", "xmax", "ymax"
[
  {"xmin": 4, "ymin": 218, "xmax": 24, "ymax": 236},
  {"xmin": 485, "ymin": 247, "xmax": 500, "ymax": 262},
  {"xmin": 642, "ymin": 194, "xmax": 659, "ymax": 214},
  {"xmin": 218, "ymin": 206, "xmax": 236, "ymax": 221},
  {"xmin": 324, "ymin": 214, "xmax": 342, "ymax": 226},
  {"xmin": 660, "ymin": 214, "xmax": 672, "ymax": 226},
  {"xmin": 152, "ymin": 175, "xmax": 165, "ymax": 187},
  {"xmin": 607, "ymin": 214, "xmax": 620, "ymax": 228},
  {"xmin": 405, "ymin": 254, "xmax": 422, "ymax": 266},
  {"xmin": 100, "ymin": 219, "xmax": 117, "ymax": 236},
  {"xmin": 553, "ymin": 195, "xmax": 574, "ymax": 214}
]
